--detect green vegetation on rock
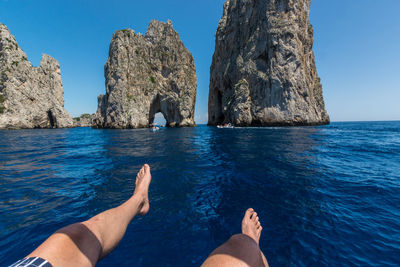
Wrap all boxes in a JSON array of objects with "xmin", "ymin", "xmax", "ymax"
[
  {"xmin": 314, "ymin": 77, "xmax": 321, "ymax": 91},
  {"xmin": 127, "ymin": 93, "xmax": 134, "ymax": 101},
  {"xmin": 236, "ymin": 79, "xmax": 249, "ymax": 87},
  {"xmin": 121, "ymin": 29, "xmax": 131, "ymax": 37},
  {"xmin": 74, "ymin": 113, "xmax": 92, "ymax": 121},
  {"xmin": 80, "ymin": 113, "xmax": 91, "ymax": 119},
  {"xmin": 150, "ymin": 76, "xmax": 156, "ymax": 84},
  {"xmin": 0, "ymin": 95, "xmax": 5, "ymax": 114}
]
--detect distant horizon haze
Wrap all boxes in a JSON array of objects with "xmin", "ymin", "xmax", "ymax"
[{"xmin": 1, "ymin": 0, "xmax": 399, "ymax": 123}]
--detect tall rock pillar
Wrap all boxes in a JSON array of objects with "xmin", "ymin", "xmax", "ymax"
[{"xmin": 208, "ymin": 0, "xmax": 329, "ymax": 126}]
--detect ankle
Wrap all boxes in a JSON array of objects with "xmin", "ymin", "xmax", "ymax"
[{"xmin": 133, "ymin": 190, "xmax": 146, "ymax": 200}]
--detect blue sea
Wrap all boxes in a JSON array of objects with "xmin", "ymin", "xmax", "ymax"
[{"xmin": 1, "ymin": 122, "xmax": 399, "ymax": 266}]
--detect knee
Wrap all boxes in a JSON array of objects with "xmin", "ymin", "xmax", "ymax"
[
  {"xmin": 206, "ymin": 234, "xmax": 263, "ymax": 267},
  {"xmin": 221, "ymin": 234, "xmax": 260, "ymax": 259},
  {"xmin": 55, "ymin": 223, "xmax": 102, "ymax": 260},
  {"xmin": 55, "ymin": 223, "xmax": 101, "ymax": 249},
  {"xmin": 227, "ymin": 234, "xmax": 258, "ymax": 249},
  {"xmin": 56, "ymin": 223, "xmax": 85, "ymax": 239}
]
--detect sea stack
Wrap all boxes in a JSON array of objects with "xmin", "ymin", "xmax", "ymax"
[
  {"xmin": 0, "ymin": 24, "xmax": 73, "ymax": 129},
  {"xmin": 208, "ymin": 0, "xmax": 329, "ymax": 126},
  {"xmin": 93, "ymin": 20, "xmax": 197, "ymax": 128}
]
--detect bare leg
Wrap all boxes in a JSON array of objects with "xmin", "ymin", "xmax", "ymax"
[
  {"xmin": 202, "ymin": 208, "xmax": 269, "ymax": 267},
  {"xmin": 25, "ymin": 164, "xmax": 152, "ymax": 267}
]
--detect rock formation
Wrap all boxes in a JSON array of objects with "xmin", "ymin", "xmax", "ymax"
[
  {"xmin": 0, "ymin": 24, "xmax": 73, "ymax": 129},
  {"xmin": 208, "ymin": 0, "xmax": 329, "ymax": 126},
  {"xmin": 73, "ymin": 113, "xmax": 94, "ymax": 127},
  {"xmin": 93, "ymin": 20, "xmax": 197, "ymax": 128}
]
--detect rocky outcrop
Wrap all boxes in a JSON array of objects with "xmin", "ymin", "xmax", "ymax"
[
  {"xmin": 0, "ymin": 24, "xmax": 73, "ymax": 129},
  {"xmin": 93, "ymin": 20, "xmax": 197, "ymax": 128},
  {"xmin": 208, "ymin": 0, "xmax": 329, "ymax": 126},
  {"xmin": 73, "ymin": 113, "xmax": 94, "ymax": 127}
]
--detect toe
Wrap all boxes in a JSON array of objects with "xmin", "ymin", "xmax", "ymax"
[
  {"xmin": 139, "ymin": 166, "xmax": 145, "ymax": 175},
  {"xmin": 144, "ymin": 164, "xmax": 150, "ymax": 172},
  {"xmin": 245, "ymin": 208, "xmax": 254, "ymax": 219},
  {"xmin": 251, "ymin": 212, "xmax": 258, "ymax": 221}
]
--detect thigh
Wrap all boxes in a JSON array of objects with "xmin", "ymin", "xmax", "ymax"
[{"xmin": 26, "ymin": 223, "xmax": 102, "ymax": 267}]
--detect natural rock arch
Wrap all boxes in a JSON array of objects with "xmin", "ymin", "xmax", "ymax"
[
  {"xmin": 148, "ymin": 94, "xmax": 174, "ymax": 126},
  {"xmin": 151, "ymin": 111, "xmax": 167, "ymax": 126},
  {"xmin": 93, "ymin": 20, "xmax": 197, "ymax": 129}
]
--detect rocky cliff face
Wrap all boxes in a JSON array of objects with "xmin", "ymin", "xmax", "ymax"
[
  {"xmin": 93, "ymin": 20, "xmax": 197, "ymax": 128},
  {"xmin": 0, "ymin": 24, "xmax": 73, "ymax": 129},
  {"xmin": 208, "ymin": 0, "xmax": 329, "ymax": 126}
]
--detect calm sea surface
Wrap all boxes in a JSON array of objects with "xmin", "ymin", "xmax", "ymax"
[{"xmin": 1, "ymin": 122, "xmax": 399, "ymax": 266}]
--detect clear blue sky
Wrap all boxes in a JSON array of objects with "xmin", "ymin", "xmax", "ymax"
[{"xmin": 1, "ymin": 0, "xmax": 399, "ymax": 123}]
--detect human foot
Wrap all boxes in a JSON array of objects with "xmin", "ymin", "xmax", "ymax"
[
  {"xmin": 241, "ymin": 208, "xmax": 262, "ymax": 245},
  {"xmin": 133, "ymin": 164, "xmax": 152, "ymax": 216}
]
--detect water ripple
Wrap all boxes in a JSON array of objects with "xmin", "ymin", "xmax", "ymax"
[{"xmin": 0, "ymin": 123, "xmax": 400, "ymax": 266}]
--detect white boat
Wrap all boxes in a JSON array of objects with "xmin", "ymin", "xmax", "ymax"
[
  {"xmin": 217, "ymin": 123, "xmax": 234, "ymax": 128},
  {"xmin": 149, "ymin": 126, "xmax": 160, "ymax": 132}
]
